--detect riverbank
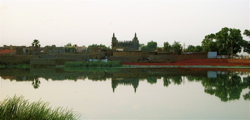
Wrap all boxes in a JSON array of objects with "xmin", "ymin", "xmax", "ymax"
[
  {"xmin": 122, "ymin": 59, "xmax": 250, "ymax": 68},
  {"xmin": 1, "ymin": 58, "xmax": 249, "ymax": 69}
]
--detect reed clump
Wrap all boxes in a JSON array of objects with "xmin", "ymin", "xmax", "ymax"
[
  {"xmin": 0, "ymin": 95, "xmax": 80, "ymax": 120},
  {"xmin": 64, "ymin": 61, "xmax": 121, "ymax": 68}
]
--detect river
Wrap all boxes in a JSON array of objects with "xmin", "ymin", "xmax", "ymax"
[{"xmin": 0, "ymin": 68, "xmax": 249, "ymax": 120}]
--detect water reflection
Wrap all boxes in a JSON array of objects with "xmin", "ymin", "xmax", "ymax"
[
  {"xmin": 32, "ymin": 78, "xmax": 40, "ymax": 89},
  {"xmin": 0, "ymin": 68, "xmax": 249, "ymax": 102},
  {"xmin": 187, "ymin": 73, "xmax": 250, "ymax": 101},
  {"xmin": 112, "ymin": 78, "xmax": 139, "ymax": 93}
]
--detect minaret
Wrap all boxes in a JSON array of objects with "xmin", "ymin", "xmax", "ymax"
[
  {"xmin": 133, "ymin": 32, "xmax": 138, "ymax": 41},
  {"xmin": 133, "ymin": 33, "xmax": 138, "ymax": 40},
  {"xmin": 112, "ymin": 79, "xmax": 118, "ymax": 93},
  {"xmin": 132, "ymin": 32, "xmax": 139, "ymax": 50},
  {"xmin": 112, "ymin": 33, "xmax": 118, "ymax": 50}
]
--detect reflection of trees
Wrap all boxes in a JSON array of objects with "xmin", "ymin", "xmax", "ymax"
[
  {"xmin": 171, "ymin": 76, "xmax": 182, "ymax": 85},
  {"xmin": 162, "ymin": 76, "xmax": 183, "ymax": 86},
  {"xmin": 243, "ymin": 76, "xmax": 250, "ymax": 100},
  {"xmin": 147, "ymin": 77, "xmax": 157, "ymax": 84},
  {"xmin": 184, "ymin": 73, "xmax": 250, "ymax": 102},
  {"xmin": 32, "ymin": 78, "xmax": 41, "ymax": 89},
  {"xmin": 163, "ymin": 77, "xmax": 171, "ymax": 87},
  {"xmin": 243, "ymin": 92, "xmax": 250, "ymax": 100},
  {"xmin": 199, "ymin": 74, "xmax": 249, "ymax": 102}
]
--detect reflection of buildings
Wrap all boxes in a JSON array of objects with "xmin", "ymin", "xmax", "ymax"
[{"xmin": 111, "ymin": 78, "xmax": 139, "ymax": 93}]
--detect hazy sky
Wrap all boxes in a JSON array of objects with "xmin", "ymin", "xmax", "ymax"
[{"xmin": 0, "ymin": 0, "xmax": 249, "ymax": 47}]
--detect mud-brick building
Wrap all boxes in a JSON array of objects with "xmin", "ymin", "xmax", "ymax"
[{"xmin": 111, "ymin": 33, "xmax": 140, "ymax": 51}]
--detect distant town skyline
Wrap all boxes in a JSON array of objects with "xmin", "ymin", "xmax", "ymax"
[{"xmin": 0, "ymin": 0, "xmax": 249, "ymax": 47}]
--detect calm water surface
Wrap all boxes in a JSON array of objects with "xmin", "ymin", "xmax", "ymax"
[{"xmin": 0, "ymin": 68, "xmax": 249, "ymax": 120}]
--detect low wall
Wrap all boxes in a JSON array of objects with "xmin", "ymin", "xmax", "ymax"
[
  {"xmin": 0, "ymin": 52, "xmax": 212, "ymax": 65},
  {"xmin": 30, "ymin": 58, "xmax": 83, "ymax": 66},
  {"xmin": 113, "ymin": 51, "xmax": 148, "ymax": 57},
  {"xmin": 39, "ymin": 52, "xmax": 106, "ymax": 59},
  {"xmin": 39, "ymin": 54, "xmax": 86, "ymax": 59},
  {"xmin": 0, "ymin": 55, "xmax": 38, "ymax": 64},
  {"xmin": 112, "ymin": 51, "xmax": 207, "ymax": 63},
  {"xmin": 109, "ymin": 56, "xmax": 140, "ymax": 63},
  {"xmin": 110, "ymin": 54, "xmax": 207, "ymax": 63},
  {"xmin": 227, "ymin": 59, "xmax": 250, "ymax": 63}
]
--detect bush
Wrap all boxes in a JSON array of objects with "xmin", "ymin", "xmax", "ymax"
[{"xmin": 0, "ymin": 95, "xmax": 80, "ymax": 120}]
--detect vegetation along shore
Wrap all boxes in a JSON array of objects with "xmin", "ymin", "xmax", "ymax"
[{"xmin": 0, "ymin": 95, "xmax": 80, "ymax": 120}]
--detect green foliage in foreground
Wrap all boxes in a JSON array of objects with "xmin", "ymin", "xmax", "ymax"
[
  {"xmin": 0, "ymin": 95, "xmax": 80, "ymax": 120},
  {"xmin": 64, "ymin": 61, "xmax": 122, "ymax": 68}
]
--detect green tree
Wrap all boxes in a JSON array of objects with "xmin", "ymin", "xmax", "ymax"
[
  {"xmin": 194, "ymin": 45, "xmax": 202, "ymax": 52},
  {"xmin": 147, "ymin": 41, "xmax": 157, "ymax": 52},
  {"xmin": 185, "ymin": 45, "xmax": 195, "ymax": 52},
  {"xmin": 202, "ymin": 27, "xmax": 244, "ymax": 56},
  {"xmin": 141, "ymin": 46, "xmax": 148, "ymax": 51},
  {"xmin": 244, "ymin": 30, "xmax": 250, "ymax": 37},
  {"xmin": 65, "ymin": 43, "xmax": 72, "ymax": 47},
  {"xmin": 172, "ymin": 41, "xmax": 182, "ymax": 54},
  {"xmin": 216, "ymin": 27, "xmax": 243, "ymax": 55},
  {"xmin": 241, "ymin": 40, "xmax": 250, "ymax": 54},
  {"xmin": 243, "ymin": 29, "xmax": 250, "ymax": 54},
  {"xmin": 88, "ymin": 44, "xmax": 106, "ymax": 48},
  {"xmin": 215, "ymin": 27, "xmax": 231, "ymax": 55},
  {"xmin": 32, "ymin": 39, "xmax": 41, "ymax": 50},
  {"xmin": 163, "ymin": 42, "xmax": 171, "ymax": 52},
  {"xmin": 201, "ymin": 34, "xmax": 217, "ymax": 52},
  {"xmin": 185, "ymin": 45, "xmax": 202, "ymax": 52},
  {"xmin": 64, "ymin": 43, "xmax": 76, "ymax": 52}
]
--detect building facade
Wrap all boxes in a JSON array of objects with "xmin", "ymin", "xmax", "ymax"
[{"xmin": 112, "ymin": 33, "xmax": 139, "ymax": 51}]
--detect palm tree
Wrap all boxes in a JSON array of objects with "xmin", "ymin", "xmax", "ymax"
[{"xmin": 32, "ymin": 39, "xmax": 41, "ymax": 52}]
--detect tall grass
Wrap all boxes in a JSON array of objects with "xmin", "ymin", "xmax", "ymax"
[
  {"xmin": 64, "ymin": 61, "xmax": 121, "ymax": 68},
  {"xmin": 0, "ymin": 95, "xmax": 80, "ymax": 120}
]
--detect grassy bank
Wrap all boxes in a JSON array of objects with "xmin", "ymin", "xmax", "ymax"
[
  {"xmin": 64, "ymin": 61, "xmax": 121, "ymax": 68},
  {"xmin": 0, "ymin": 95, "xmax": 80, "ymax": 120}
]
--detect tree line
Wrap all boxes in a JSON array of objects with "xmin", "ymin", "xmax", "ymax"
[
  {"xmin": 32, "ymin": 27, "xmax": 250, "ymax": 55},
  {"xmin": 141, "ymin": 27, "xmax": 250, "ymax": 55}
]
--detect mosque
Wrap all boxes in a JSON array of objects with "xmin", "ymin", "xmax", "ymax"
[{"xmin": 111, "ymin": 33, "xmax": 140, "ymax": 51}]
